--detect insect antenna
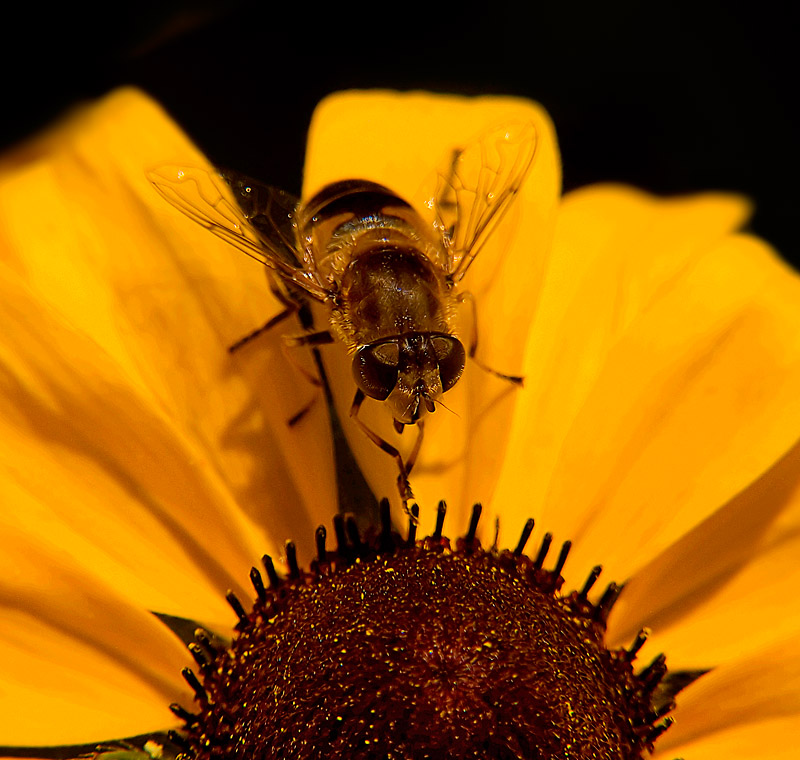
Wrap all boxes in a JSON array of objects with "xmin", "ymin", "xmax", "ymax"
[{"xmin": 425, "ymin": 393, "xmax": 460, "ymax": 419}]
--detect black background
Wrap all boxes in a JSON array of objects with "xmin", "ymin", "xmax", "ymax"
[{"xmin": 3, "ymin": 1, "xmax": 797, "ymax": 266}]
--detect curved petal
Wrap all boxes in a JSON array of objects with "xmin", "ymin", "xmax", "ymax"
[
  {"xmin": 608, "ymin": 436, "xmax": 800, "ymax": 665},
  {"xmin": 494, "ymin": 185, "xmax": 800, "ymax": 586},
  {"xmin": 0, "ymin": 524, "xmax": 190, "ymax": 746},
  {"xmin": 303, "ymin": 90, "xmax": 561, "ymax": 533},
  {"xmin": 654, "ymin": 716, "xmax": 800, "ymax": 760},
  {"xmin": 654, "ymin": 635, "xmax": 800, "ymax": 756},
  {"xmin": 0, "ymin": 264, "xmax": 255, "ymax": 621},
  {"xmin": 0, "ymin": 89, "xmax": 337, "ymax": 595}
]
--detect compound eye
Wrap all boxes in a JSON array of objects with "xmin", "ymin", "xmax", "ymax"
[
  {"xmin": 352, "ymin": 342, "xmax": 400, "ymax": 400},
  {"xmin": 432, "ymin": 336, "xmax": 466, "ymax": 392}
]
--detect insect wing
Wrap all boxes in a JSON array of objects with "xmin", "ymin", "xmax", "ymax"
[
  {"xmin": 218, "ymin": 168, "xmax": 304, "ymax": 269},
  {"xmin": 434, "ymin": 122, "xmax": 537, "ymax": 283},
  {"xmin": 148, "ymin": 165, "xmax": 328, "ymax": 301}
]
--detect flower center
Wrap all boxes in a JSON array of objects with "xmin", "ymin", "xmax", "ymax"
[{"xmin": 170, "ymin": 502, "xmax": 673, "ymax": 759}]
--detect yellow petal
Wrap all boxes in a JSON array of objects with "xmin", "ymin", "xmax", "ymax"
[
  {"xmin": 653, "ymin": 715, "xmax": 800, "ymax": 760},
  {"xmin": 609, "ymin": 438, "xmax": 800, "ymax": 665},
  {"xmin": 0, "ymin": 88, "xmax": 338, "ymax": 600},
  {"xmin": 493, "ymin": 185, "xmax": 800, "ymax": 587},
  {"xmin": 0, "ymin": 524, "xmax": 189, "ymax": 745},
  {"xmin": 303, "ymin": 90, "xmax": 561, "ymax": 531},
  {"xmin": 0, "ymin": 265, "xmax": 250, "ymax": 621},
  {"xmin": 655, "ymin": 635, "xmax": 800, "ymax": 755}
]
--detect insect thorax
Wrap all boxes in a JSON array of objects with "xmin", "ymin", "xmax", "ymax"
[
  {"xmin": 336, "ymin": 245, "xmax": 455, "ymax": 348},
  {"xmin": 301, "ymin": 180, "xmax": 455, "ymax": 350},
  {"xmin": 302, "ymin": 180, "xmax": 445, "ymax": 282}
]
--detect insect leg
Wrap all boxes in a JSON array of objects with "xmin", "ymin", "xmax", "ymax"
[
  {"xmin": 404, "ymin": 419, "xmax": 425, "ymax": 477},
  {"xmin": 457, "ymin": 290, "xmax": 524, "ymax": 385},
  {"xmin": 228, "ymin": 305, "xmax": 298, "ymax": 353},
  {"xmin": 349, "ymin": 389, "xmax": 414, "ymax": 504},
  {"xmin": 228, "ymin": 282, "xmax": 301, "ymax": 353},
  {"xmin": 276, "ymin": 330, "xmax": 334, "ymax": 427},
  {"xmin": 229, "ymin": 283, "xmax": 334, "ymax": 426},
  {"xmin": 285, "ymin": 331, "xmax": 335, "ymax": 348},
  {"xmin": 283, "ymin": 330, "xmax": 334, "ymax": 386}
]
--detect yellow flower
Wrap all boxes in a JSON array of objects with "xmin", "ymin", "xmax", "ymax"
[{"xmin": 1, "ymin": 88, "xmax": 799, "ymax": 758}]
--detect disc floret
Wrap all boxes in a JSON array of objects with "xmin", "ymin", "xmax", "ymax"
[{"xmin": 170, "ymin": 501, "xmax": 674, "ymax": 759}]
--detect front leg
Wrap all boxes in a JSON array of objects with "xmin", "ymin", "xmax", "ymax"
[
  {"xmin": 349, "ymin": 389, "xmax": 415, "ymax": 507},
  {"xmin": 403, "ymin": 419, "xmax": 425, "ymax": 478}
]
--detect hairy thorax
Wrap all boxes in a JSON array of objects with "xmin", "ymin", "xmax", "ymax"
[{"xmin": 333, "ymin": 244, "xmax": 453, "ymax": 349}]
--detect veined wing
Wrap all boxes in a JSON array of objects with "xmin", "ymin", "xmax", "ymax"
[
  {"xmin": 148, "ymin": 165, "xmax": 328, "ymax": 301},
  {"xmin": 434, "ymin": 122, "xmax": 537, "ymax": 283},
  {"xmin": 218, "ymin": 168, "xmax": 304, "ymax": 269}
]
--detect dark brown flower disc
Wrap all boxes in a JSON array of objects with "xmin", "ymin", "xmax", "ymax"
[{"xmin": 173, "ymin": 503, "xmax": 673, "ymax": 759}]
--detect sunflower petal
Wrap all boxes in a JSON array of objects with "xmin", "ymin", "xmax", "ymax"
[
  {"xmin": 609, "ymin": 437, "xmax": 800, "ymax": 665},
  {"xmin": 654, "ymin": 715, "xmax": 800, "ymax": 760},
  {"xmin": 0, "ymin": 524, "xmax": 190, "ymax": 745},
  {"xmin": 494, "ymin": 185, "xmax": 800, "ymax": 585},
  {"xmin": 0, "ymin": 89, "xmax": 337, "ymax": 619},
  {"xmin": 654, "ymin": 635, "xmax": 800, "ymax": 756},
  {"xmin": 303, "ymin": 90, "xmax": 561, "ymax": 532},
  {"xmin": 0, "ymin": 263, "xmax": 259, "ymax": 621}
]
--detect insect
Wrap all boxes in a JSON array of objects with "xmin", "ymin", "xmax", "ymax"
[{"xmin": 148, "ymin": 122, "xmax": 537, "ymax": 505}]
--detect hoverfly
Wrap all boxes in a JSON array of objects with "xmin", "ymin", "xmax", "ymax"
[{"xmin": 148, "ymin": 122, "xmax": 536, "ymax": 504}]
